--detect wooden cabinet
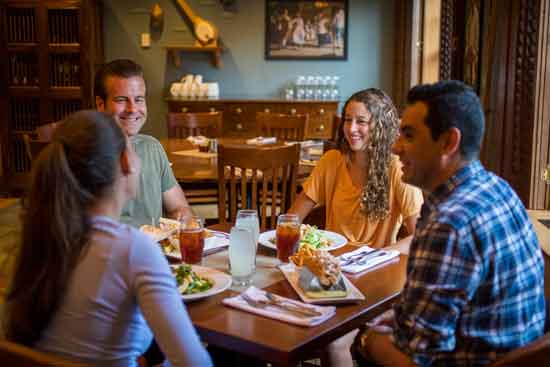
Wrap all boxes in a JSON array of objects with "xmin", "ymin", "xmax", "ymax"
[
  {"xmin": 165, "ymin": 97, "xmax": 339, "ymax": 139},
  {"xmin": 0, "ymin": 0, "xmax": 103, "ymax": 191}
]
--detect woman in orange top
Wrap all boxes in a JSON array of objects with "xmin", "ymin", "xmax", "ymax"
[
  {"xmin": 289, "ymin": 90, "xmax": 423, "ymax": 366},
  {"xmin": 289, "ymin": 88, "xmax": 422, "ymax": 251}
]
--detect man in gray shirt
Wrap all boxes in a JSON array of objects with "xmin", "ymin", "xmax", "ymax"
[{"xmin": 95, "ymin": 59, "xmax": 192, "ymax": 227}]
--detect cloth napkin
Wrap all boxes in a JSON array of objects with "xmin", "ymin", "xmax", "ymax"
[
  {"xmin": 223, "ymin": 286, "xmax": 336, "ymax": 327},
  {"xmin": 246, "ymin": 136, "xmax": 277, "ymax": 145},
  {"xmin": 339, "ymin": 246, "xmax": 400, "ymax": 274}
]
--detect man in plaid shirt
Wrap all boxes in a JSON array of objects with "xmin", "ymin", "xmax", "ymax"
[{"xmin": 355, "ymin": 80, "xmax": 546, "ymax": 366}]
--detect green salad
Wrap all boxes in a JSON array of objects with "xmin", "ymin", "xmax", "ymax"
[
  {"xmin": 172, "ymin": 264, "xmax": 214, "ymax": 295},
  {"xmin": 300, "ymin": 224, "xmax": 330, "ymax": 249}
]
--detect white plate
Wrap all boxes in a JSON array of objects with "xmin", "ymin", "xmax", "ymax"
[
  {"xmin": 258, "ymin": 229, "xmax": 347, "ymax": 251},
  {"xmin": 170, "ymin": 264, "xmax": 232, "ymax": 302},
  {"xmin": 279, "ymin": 262, "xmax": 365, "ymax": 304}
]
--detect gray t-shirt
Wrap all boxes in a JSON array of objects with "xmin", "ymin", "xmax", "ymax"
[{"xmin": 121, "ymin": 134, "xmax": 178, "ymax": 228}]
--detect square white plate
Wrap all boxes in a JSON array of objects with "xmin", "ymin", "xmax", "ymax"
[{"xmin": 279, "ymin": 262, "xmax": 365, "ymax": 304}]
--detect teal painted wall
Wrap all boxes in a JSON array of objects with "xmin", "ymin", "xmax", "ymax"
[{"xmin": 103, "ymin": 0, "xmax": 395, "ymax": 137}]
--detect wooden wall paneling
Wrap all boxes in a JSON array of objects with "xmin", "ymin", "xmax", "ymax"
[
  {"xmin": 478, "ymin": 0, "xmax": 499, "ymax": 171},
  {"xmin": 462, "ymin": 0, "xmax": 479, "ymax": 88},
  {"xmin": 439, "ymin": 0, "xmax": 453, "ymax": 80},
  {"xmin": 509, "ymin": 0, "xmax": 540, "ymax": 204},
  {"xmin": 392, "ymin": 0, "xmax": 413, "ymax": 111},
  {"xmin": 530, "ymin": 0, "xmax": 550, "ymax": 209},
  {"xmin": 0, "ymin": 4, "xmax": 7, "ymax": 184},
  {"xmin": 422, "ymin": 0, "xmax": 441, "ymax": 83}
]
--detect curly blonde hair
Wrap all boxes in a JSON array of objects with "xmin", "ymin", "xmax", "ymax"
[{"xmin": 337, "ymin": 88, "xmax": 399, "ymax": 220}]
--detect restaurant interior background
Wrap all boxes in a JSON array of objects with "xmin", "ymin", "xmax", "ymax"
[
  {"xmin": 1, "ymin": 0, "xmax": 549, "ymax": 211},
  {"xmin": 104, "ymin": 0, "xmax": 395, "ymax": 138}
]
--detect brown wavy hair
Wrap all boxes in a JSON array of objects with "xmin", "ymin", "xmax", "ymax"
[
  {"xmin": 5, "ymin": 110, "xmax": 126, "ymax": 346},
  {"xmin": 337, "ymin": 88, "xmax": 399, "ymax": 220}
]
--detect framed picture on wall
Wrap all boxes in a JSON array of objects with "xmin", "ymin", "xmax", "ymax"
[{"xmin": 265, "ymin": 0, "xmax": 348, "ymax": 60}]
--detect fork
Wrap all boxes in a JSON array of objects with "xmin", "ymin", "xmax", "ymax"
[
  {"xmin": 341, "ymin": 249, "xmax": 384, "ymax": 266},
  {"xmin": 240, "ymin": 293, "xmax": 310, "ymax": 318}
]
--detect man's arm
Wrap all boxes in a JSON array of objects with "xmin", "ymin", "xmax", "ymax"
[{"xmin": 162, "ymin": 185, "xmax": 193, "ymax": 220}]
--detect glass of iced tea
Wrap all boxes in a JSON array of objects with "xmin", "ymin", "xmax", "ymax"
[
  {"xmin": 179, "ymin": 216, "xmax": 205, "ymax": 264},
  {"xmin": 276, "ymin": 214, "xmax": 301, "ymax": 263}
]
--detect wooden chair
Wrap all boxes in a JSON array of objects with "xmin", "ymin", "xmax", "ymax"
[
  {"xmin": 488, "ymin": 332, "xmax": 550, "ymax": 366},
  {"xmin": 217, "ymin": 144, "xmax": 300, "ymax": 231},
  {"xmin": 256, "ymin": 112, "xmax": 308, "ymax": 141},
  {"xmin": 22, "ymin": 134, "xmax": 49, "ymax": 164},
  {"xmin": 166, "ymin": 111, "xmax": 222, "ymax": 138},
  {"xmin": 0, "ymin": 339, "xmax": 90, "ymax": 366}
]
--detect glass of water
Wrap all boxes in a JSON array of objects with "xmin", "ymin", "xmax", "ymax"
[
  {"xmin": 236, "ymin": 209, "xmax": 260, "ymax": 270},
  {"xmin": 236, "ymin": 210, "xmax": 260, "ymax": 246},
  {"xmin": 228, "ymin": 226, "xmax": 256, "ymax": 287}
]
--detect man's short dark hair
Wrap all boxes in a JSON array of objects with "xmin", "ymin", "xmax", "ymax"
[
  {"xmin": 93, "ymin": 59, "xmax": 144, "ymax": 102},
  {"xmin": 407, "ymin": 80, "xmax": 484, "ymax": 160}
]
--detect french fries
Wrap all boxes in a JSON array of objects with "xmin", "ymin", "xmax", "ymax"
[{"xmin": 289, "ymin": 245, "xmax": 316, "ymax": 267}]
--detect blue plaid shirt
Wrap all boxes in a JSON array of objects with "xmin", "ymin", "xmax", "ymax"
[{"xmin": 393, "ymin": 160, "xmax": 546, "ymax": 367}]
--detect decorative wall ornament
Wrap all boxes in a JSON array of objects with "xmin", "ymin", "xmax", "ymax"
[{"xmin": 150, "ymin": 3, "xmax": 164, "ymax": 41}]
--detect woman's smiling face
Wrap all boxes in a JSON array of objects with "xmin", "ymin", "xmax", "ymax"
[{"xmin": 343, "ymin": 101, "xmax": 373, "ymax": 152}]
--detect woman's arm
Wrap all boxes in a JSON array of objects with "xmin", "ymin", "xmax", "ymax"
[
  {"xmin": 131, "ymin": 237, "xmax": 212, "ymax": 367},
  {"xmin": 288, "ymin": 191, "xmax": 317, "ymax": 223}
]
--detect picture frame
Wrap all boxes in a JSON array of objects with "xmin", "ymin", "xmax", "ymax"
[{"xmin": 265, "ymin": 0, "xmax": 348, "ymax": 60}]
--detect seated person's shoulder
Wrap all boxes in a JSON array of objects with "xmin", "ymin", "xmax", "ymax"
[
  {"xmin": 133, "ymin": 133, "xmax": 162, "ymax": 147},
  {"xmin": 319, "ymin": 149, "xmax": 344, "ymax": 164}
]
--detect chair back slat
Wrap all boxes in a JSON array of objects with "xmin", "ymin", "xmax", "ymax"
[
  {"xmin": 218, "ymin": 144, "xmax": 300, "ymax": 231},
  {"xmin": 256, "ymin": 112, "xmax": 308, "ymax": 141},
  {"xmin": 166, "ymin": 112, "xmax": 223, "ymax": 138}
]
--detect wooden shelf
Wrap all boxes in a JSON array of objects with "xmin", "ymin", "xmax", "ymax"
[{"xmin": 164, "ymin": 43, "xmax": 224, "ymax": 68}]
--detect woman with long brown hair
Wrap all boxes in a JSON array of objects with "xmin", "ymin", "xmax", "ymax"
[
  {"xmin": 289, "ymin": 89, "xmax": 423, "ymax": 366},
  {"xmin": 4, "ymin": 110, "xmax": 212, "ymax": 366},
  {"xmin": 289, "ymin": 88, "xmax": 423, "ymax": 250}
]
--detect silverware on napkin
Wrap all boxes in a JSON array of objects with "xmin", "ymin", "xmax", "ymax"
[
  {"xmin": 240, "ymin": 293, "xmax": 319, "ymax": 318},
  {"xmin": 340, "ymin": 249, "xmax": 386, "ymax": 266},
  {"xmin": 265, "ymin": 292, "xmax": 323, "ymax": 317}
]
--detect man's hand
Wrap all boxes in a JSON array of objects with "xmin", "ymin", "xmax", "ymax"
[{"xmin": 366, "ymin": 309, "xmax": 395, "ymax": 334}]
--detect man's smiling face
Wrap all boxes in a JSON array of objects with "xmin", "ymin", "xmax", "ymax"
[{"xmin": 96, "ymin": 75, "xmax": 147, "ymax": 137}]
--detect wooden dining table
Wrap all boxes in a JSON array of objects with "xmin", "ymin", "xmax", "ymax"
[
  {"xmin": 160, "ymin": 138, "xmax": 316, "ymax": 184},
  {"xmin": 183, "ymin": 223, "xmax": 408, "ymax": 366}
]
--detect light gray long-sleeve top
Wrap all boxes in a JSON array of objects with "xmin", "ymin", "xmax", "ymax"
[{"xmin": 36, "ymin": 215, "xmax": 212, "ymax": 367}]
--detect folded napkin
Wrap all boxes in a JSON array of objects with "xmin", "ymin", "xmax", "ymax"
[
  {"xmin": 246, "ymin": 136, "xmax": 277, "ymax": 145},
  {"xmin": 204, "ymin": 232, "xmax": 229, "ymax": 255},
  {"xmin": 223, "ymin": 286, "xmax": 336, "ymax": 327},
  {"xmin": 186, "ymin": 135, "xmax": 210, "ymax": 146},
  {"xmin": 339, "ymin": 246, "xmax": 400, "ymax": 274}
]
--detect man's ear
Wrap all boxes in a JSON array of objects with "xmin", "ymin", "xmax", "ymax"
[
  {"xmin": 95, "ymin": 96, "xmax": 105, "ymax": 111},
  {"xmin": 441, "ymin": 127, "xmax": 461, "ymax": 157},
  {"xmin": 120, "ymin": 150, "xmax": 134, "ymax": 175}
]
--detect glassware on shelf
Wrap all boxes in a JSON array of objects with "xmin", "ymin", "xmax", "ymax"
[
  {"xmin": 305, "ymin": 76, "xmax": 315, "ymax": 100},
  {"xmin": 295, "ymin": 76, "xmax": 306, "ymax": 100},
  {"xmin": 330, "ymin": 76, "xmax": 341, "ymax": 100}
]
